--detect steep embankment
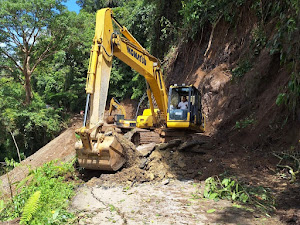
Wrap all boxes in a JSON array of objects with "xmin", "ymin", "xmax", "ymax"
[
  {"xmin": 166, "ymin": 6, "xmax": 299, "ymax": 147},
  {"xmin": 164, "ymin": 4, "xmax": 299, "ymax": 223},
  {"xmin": 0, "ymin": 118, "xmax": 80, "ymax": 198}
]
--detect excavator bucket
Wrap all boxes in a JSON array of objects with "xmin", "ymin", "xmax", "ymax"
[{"xmin": 75, "ymin": 134, "xmax": 126, "ymax": 171}]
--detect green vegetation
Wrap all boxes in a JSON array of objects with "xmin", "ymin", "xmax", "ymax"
[
  {"xmin": 231, "ymin": 60, "xmax": 253, "ymax": 78},
  {"xmin": 0, "ymin": 160, "xmax": 77, "ymax": 224},
  {"xmin": 180, "ymin": 0, "xmax": 246, "ymax": 40},
  {"xmin": 204, "ymin": 175, "xmax": 275, "ymax": 212},
  {"xmin": 273, "ymin": 151, "xmax": 300, "ymax": 183},
  {"xmin": 256, "ymin": 0, "xmax": 299, "ymax": 117},
  {"xmin": 204, "ymin": 176, "xmax": 249, "ymax": 203},
  {"xmin": 20, "ymin": 191, "xmax": 41, "ymax": 224},
  {"xmin": 251, "ymin": 26, "xmax": 267, "ymax": 56},
  {"xmin": 235, "ymin": 117, "xmax": 255, "ymax": 129}
]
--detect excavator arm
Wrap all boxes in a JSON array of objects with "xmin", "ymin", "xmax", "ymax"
[
  {"xmin": 85, "ymin": 8, "xmax": 167, "ymax": 128},
  {"xmin": 75, "ymin": 8, "xmax": 168, "ymax": 171},
  {"xmin": 108, "ymin": 97, "xmax": 126, "ymax": 118}
]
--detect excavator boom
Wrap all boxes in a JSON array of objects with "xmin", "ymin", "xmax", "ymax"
[{"xmin": 76, "ymin": 8, "xmax": 205, "ymax": 171}]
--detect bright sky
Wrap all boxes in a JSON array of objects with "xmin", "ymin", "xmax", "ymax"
[{"xmin": 64, "ymin": 0, "xmax": 81, "ymax": 13}]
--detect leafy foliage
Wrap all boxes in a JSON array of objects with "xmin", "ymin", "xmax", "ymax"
[
  {"xmin": 0, "ymin": 5, "xmax": 94, "ymax": 161},
  {"xmin": 0, "ymin": 0, "xmax": 76, "ymax": 104},
  {"xmin": 204, "ymin": 177, "xmax": 249, "ymax": 203},
  {"xmin": 0, "ymin": 79, "xmax": 62, "ymax": 161},
  {"xmin": 180, "ymin": 0, "xmax": 246, "ymax": 40},
  {"xmin": 144, "ymin": 0, "xmax": 182, "ymax": 58},
  {"xmin": 77, "ymin": 0, "xmax": 120, "ymax": 13},
  {"xmin": 0, "ymin": 160, "xmax": 77, "ymax": 224},
  {"xmin": 265, "ymin": 0, "xmax": 300, "ymax": 117},
  {"xmin": 251, "ymin": 26, "xmax": 267, "ymax": 56},
  {"xmin": 0, "ymin": 0, "xmax": 298, "ymax": 161},
  {"xmin": 273, "ymin": 151, "xmax": 300, "ymax": 183},
  {"xmin": 231, "ymin": 60, "xmax": 253, "ymax": 78},
  {"xmin": 204, "ymin": 176, "xmax": 275, "ymax": 212},
  {"xmin": 235, "ymin": 117, "xmax": 255, "ymax": 129},
  {"xmin": 20, "ymin": 191, "xmax": 41, "ymax": 224}
]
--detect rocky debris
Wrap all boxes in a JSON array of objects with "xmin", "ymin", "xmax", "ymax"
[
  {"xmin": 157, "ymin": 139, "xmax": 182, "ymax": 150},
  {"xmin": 82, "ymin": 133, "xmax": 218, "ymax": 186},
  {"xmin": 104, "ymin": 131, "xmax": 113, "ymax": 136},
  {"xmin": 136, "ymin": 142, "xmax": 156, "ymax": 157},
  {"xmin": 123, "ymin": 129, "xmax": 136, "ymax": 140},
  {"xmin": 138, "ymin": 158, "xmax": 148, "ymax": 169},
  {"xmin": 114, "ymin": 132, "xmax": 137, "ymax": 152},
  {"xmin": 178, "ymin": 140, "xmax": 207, "ymax": 151},
  {"xmin": 161, "ymin": 179, "xmax": 170, "ymax": 185}
]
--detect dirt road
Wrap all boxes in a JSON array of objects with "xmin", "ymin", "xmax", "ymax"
[{"xmin": 71, "ymin": 179, "xmax": 282, "ymax": 225}]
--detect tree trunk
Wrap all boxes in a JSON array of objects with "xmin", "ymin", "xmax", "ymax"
[{"xmin": 24, "ymin": 71, "xmax": 32, "ymax": 105}]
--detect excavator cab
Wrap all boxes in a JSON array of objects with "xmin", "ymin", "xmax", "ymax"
[{"xmin": 167, "ymin": 85, "xmax": 205, "ymax": 132}]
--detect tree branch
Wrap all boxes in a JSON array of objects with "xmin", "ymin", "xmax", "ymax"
[
  {"xmin": 0, "ymin": 65, "xmax": 14, "ymax": 73},
  {"xmin": 30, "ymin": 42, "xmax": 57, "ymax": 73},
  {"xmin": 204, "ymin": 16, "xmax": 222, "ymax": 57},
  {"xmin": 27, "ymin": 27, "xmax": 37, "ymax": 44},
  {"xmin": 28, "ymin": 28, "xmax": 41, "ymax": 53},
  {"xmin": 0, "ymin": 49, "xmax": 23, "ymax": 72},
  {"xmin": 0, "ymin": 65, "xmax": 24, "ymax": 84},
  {"xmin": 27, "ymin": 12, "xmax": 39, "ymax": 44},
  {"xmin": 2, "ymin": 25, "xmax": 23, "ymax": 49}
]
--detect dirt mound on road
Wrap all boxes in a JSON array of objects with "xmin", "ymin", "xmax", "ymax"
[{"xmin": 83, "ymin": 134, "xmax": 218, "ymax": 187}]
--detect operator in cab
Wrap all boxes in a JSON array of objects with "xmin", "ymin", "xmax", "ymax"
[{"xmin": 178, "ymin": 96, "xmax": 188, "ymax": 109}]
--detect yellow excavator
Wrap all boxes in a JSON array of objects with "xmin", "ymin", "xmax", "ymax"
[
  {"xmin": 107, "ymin": 97, "xmax": 136, "ymax": 129},
  {"xmin": 75, "ymin": 8, "xmax": 205, "ymax": 171}
]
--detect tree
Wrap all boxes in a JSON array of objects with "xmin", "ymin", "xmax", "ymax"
[
  {"xmin": 33, "ymin": 11, "xmax": 95, "ymax": 112},
  {"xmin": 0, "ymin": 0, "xmax": 73, "ymax": 104},
  {"xmin": 77, "ymin": 0, "xmax": 120, "ymax": 13}
]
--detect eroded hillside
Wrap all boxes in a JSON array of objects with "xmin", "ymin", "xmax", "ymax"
[{"xmin": 164, "ymin": 2, "xmax": 300, "ymax": 223}]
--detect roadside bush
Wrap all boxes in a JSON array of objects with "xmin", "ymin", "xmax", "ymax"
[{"xmin": 0, "ymin": 160, "xmax": 77, "ymax": 224}]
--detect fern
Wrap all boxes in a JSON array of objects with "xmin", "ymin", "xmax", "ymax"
[
  {"xmin": 16, "ymin": 174, "xmax": 33, "ymax": 191},
  {"xmin": 0, "ymin": 200, "xmax": 4, "ymax": 213},
  {"xmin": 20, "ymin": 191, "xmax": 41, "ymax": 224}
]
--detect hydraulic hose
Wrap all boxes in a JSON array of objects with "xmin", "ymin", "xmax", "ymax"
[{"xmin": 83, "ymin": 93, "xmax": 90, "ymax": 127}]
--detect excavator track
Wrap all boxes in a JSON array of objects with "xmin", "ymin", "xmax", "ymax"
[{"xmin": 124, "ymin": 128, "xmax": 160, "ymax": 146}]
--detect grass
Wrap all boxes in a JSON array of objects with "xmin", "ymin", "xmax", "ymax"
[{"xmin": 0, "ymin": 160, "xmax": 77, "ymax": 224}]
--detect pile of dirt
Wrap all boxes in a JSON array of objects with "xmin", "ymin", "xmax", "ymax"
[{"xmin": 83, "ymin": 134, "xmax": 217, "ymax": 187}]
